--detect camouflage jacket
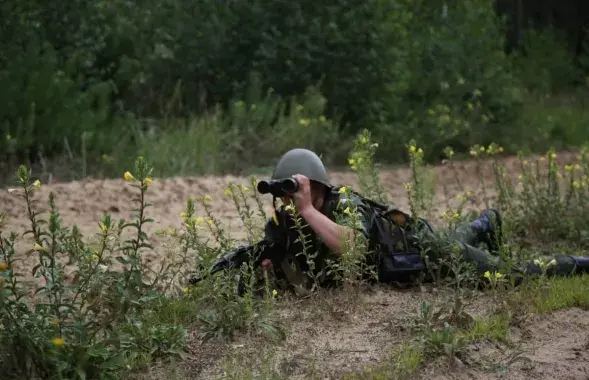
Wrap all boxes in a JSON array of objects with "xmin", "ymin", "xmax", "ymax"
[{"xmin": 262, "ymin": 186, "xmax": 430, "ymax": 287}]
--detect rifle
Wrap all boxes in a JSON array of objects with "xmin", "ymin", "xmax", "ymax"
[
  {"xmin": 187, "ymin": 239, "xmax": 306, "ymax": 296},
  {"xmin": 187, "ymin": 177, "xmax": 310, "ymax": 295}
]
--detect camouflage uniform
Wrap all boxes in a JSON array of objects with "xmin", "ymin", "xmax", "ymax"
[{"xmin": 261, "ymin": 149, "xmax": 589, "ymax": 292}]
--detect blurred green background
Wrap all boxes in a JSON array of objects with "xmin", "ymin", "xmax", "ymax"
[{"xmin": 1, "ymin": 0, "xmax": 589, "ymax": 185}]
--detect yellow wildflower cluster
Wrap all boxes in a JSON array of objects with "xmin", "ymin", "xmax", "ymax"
[
  {"xmin": 123, "ymin": 171, "xmax": 152, "ymax": 186},
  {"xmin": 441, "ymin": 210, "xmax": 460, "ymax": 224},
  {"xmin": 298, "ymin": 116, "xmax": 327, "ymax": 127},
  {"xmin": 180, "ymin": 212, "xmax": 204, "ymax": 227},
  {"xmin": 347, "ymin": 157, "xmax": 360, "ymax": 170},
  {"xmin": 533, "ymin": 258, "xmax": 557, "ymax": 275},
  {"xmin": 564, "ymin": 164, "xmax": 582, "ymax": 173},
  {"xmin": 571, "ymin": 174, "xmax": 589, "ymax": 190},
  {"xmin": 224, "ymin": 184, "xmax": 250, "ymax": 197},
  {"xmin": 469, "ymin": 143, "xmax": 504, "ymax": 157},
  {"xmin": 484, "ymin": 270, "xmax": 503, "ymax": 280},
  {"xmin": 455, "ymin": 191, "xmax": 473, "ymax": 201},
  {"xmin": 51, "ymin": 337, "xmax": 65, "ymax": 347},
  {"xmin": 408, "ymin": 144, "xmax": 423, "ymax": 155}
]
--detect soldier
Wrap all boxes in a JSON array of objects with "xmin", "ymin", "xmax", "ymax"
[{"xmin": 199, "ymin": 148, "xmax": 589, "ymax": 294}]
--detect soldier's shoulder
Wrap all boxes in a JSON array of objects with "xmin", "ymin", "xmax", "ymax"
[{"xmin": 324, "ymin": 186, "xmax": 373, "ymax": 211}]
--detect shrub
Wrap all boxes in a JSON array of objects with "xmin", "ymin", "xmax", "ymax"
[{"xmin": 0, "ymin": 159, "xmax": 190, "ymax": 379}]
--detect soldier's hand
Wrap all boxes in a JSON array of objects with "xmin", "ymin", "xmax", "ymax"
[{"xmin": 291, "ymin": 174, "xmax": 313, "ymax": 213}]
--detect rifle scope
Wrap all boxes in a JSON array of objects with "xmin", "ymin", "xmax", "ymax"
[{"xmin": 256, "ymin": 178, "xmax": 299, "ymax": 197}]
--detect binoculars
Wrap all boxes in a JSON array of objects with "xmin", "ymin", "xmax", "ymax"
[{"xmin": 256, "ymin": 178, "xmax": 300, "ymax": 197}]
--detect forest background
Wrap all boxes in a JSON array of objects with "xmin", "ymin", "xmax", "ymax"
[{"xmin": 1, "ymin": 0, "xmax": 589, "ymax": 184}]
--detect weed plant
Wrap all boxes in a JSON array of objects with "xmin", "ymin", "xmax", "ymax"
[{"xmin": 1, "ymin": 132, "xmax": 589, "ymax": 379}]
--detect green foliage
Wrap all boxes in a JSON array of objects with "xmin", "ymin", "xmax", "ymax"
[
  {"xmin": 2, "ymin": 0, "xmax": 589, "ymax": 183},
  {"xmin": 3, "ymin": 129, "xmax": 589, "ymax": 378},
  {"xmin": 0, "ymin": 159, "xmax": 190, "ymax": 379}
]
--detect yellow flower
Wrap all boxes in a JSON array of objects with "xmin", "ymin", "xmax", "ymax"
[
  {"xmin": 272, "ymin": 289, "xmax": 278, "ymax": 297},
  {"xmin": 338, "ymin": 186, "xmax": 347, "ymax": 194},
  {"xmin": 484, "ymin": 271, "xmax": 491, "ymax": 279},
  {"xmin": 565, "ymin": 165, "xmax": 573, "ymax": 173},
  {"xmin": 550, "ymin": 153, "xmax": 557, "ymax": 160},
  {"xmin": 51, "ymin": 337, "xmax": 65, "ymax": 347},
  {"xmin": 0, "ymin": 262, "xmax": 7, "ymax": 272},
  {"xmin": 207, "ymin": 219, "xmax": 213, "ymax": 225},
  {"xmin": 203, "ymin": 194, "xmax": 212, "ymax": 201},
  {"xmin": 179, "ymin": 212, "xmax": 187, "ymax": 219},
  {"xmin": 145, "ymin": 177, "xmax": 153, "ymax": 186},
  {"xmin": 33, "ymin": 243, "xmax": 44, "ymax": 252},
  {"xmin": 348, "ymin": 158, "xmax": 356, "ymax": 166},
  {"xmin": 91, "ymin": 253, "xmax": 100, "ymax": 261},
  {"xmin": 124, "ymin": 171, "xmax": 134, "ymax": 181},
  {"xmin": 409, "ymin": 146, "xmax": 416, "ymax": 153},
  {"xmin": 33, "ymin": 179, "xmax": 41, "ymax": 189},
  {"xmin": 533, "ymin": 259, "xmax": 542, "ymax": 266},
  {"xmin": 182, "ymin": 287, "xmax": 190, "ymax": 295},
  {"xmin": 195, "ymin": 217, "xmax": 204, "ymax": 224},
  {"xmin": 224, "ymin": 188, "xmax": 232, "ymax": 196}
]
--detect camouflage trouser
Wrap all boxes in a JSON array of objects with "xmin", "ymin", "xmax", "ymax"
[{"xmin": 416, "ymin": 220, "xmax": 589, "ymax": 283}]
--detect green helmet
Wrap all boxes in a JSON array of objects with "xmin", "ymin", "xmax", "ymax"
[{"xmin": 272, "ymin": 148, "xmax": 330, "ymax": 186}]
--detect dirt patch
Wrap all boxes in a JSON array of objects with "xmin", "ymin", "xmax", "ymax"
[{"xmin": 419, "ymin": 308, "xmax": 589, "ymax": 380}]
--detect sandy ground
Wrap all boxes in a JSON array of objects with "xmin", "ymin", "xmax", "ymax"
[{"xmin": 1, "ymin": 152, "xmax": 588, "ymax": 379}]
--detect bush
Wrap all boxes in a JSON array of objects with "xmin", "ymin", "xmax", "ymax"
[
  {"xmin": 0, "ymin": 159, "xmax": 190, "ymax": 379},
  {"xmin": 1, "ymin": 0, "xmax": 589, "ymax": 183}
]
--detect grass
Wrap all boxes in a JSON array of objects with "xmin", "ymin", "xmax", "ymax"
[
  {"xmin": 3, "ymin": 87, "xmax": 589, "ymax": 190},
  {"xmin": 1, "ymin": 130, "xmax": 589, "ymax": 379}
]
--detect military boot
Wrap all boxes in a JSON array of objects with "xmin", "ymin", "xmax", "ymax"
[
  {"xmin": 572, "ymin": 256, "xmax": 589, "ymax": 274},
  {"xmin": 469, "ymin": 209, "xmax": 503, "ymax": 254}
]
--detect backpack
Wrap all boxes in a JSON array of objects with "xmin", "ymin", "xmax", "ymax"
[{"xmin": 348, "ymin": 191, "xmax": 432, "ymax": 283}]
